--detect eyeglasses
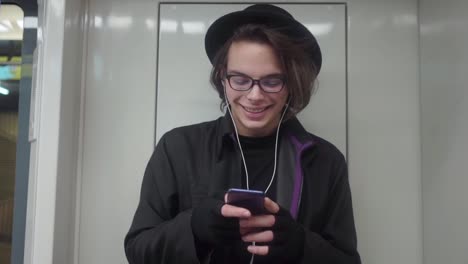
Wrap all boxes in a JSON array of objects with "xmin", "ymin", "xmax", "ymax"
[{"xmin": 225, "ymin": 74, "xmax": 286, "ymax": 93}]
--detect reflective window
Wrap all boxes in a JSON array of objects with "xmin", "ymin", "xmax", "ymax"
[{"xmin": 0, "ymin": 5, "xmax": 24, "ymax": 264}]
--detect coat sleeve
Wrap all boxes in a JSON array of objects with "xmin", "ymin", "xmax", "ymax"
[
  {"xmin": 124, "ymin": 134, "xmax": 200, "ymax": 264},
  {"xmin": 301, "ymin": 153, "xmax": 361, "ymax": 264}
]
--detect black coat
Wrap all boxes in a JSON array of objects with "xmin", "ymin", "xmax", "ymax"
[{"xmin": 124, "ymin": 115, "xmax": 361, "ymax": 263}]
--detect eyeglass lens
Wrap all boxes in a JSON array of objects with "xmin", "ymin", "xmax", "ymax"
[{"xmin": 228, "ymin": 75, "xmax": 284, "ymax": 92}]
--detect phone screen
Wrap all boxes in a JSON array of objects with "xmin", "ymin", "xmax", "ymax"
[{"xmin": 226, "ymin": 188, "xmax": 266, "ymax": 215}]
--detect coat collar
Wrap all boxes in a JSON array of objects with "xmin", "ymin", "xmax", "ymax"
[
  {"xmin": 216, "ymin": 113, "xmax": 235, "ymax": 160},
  {"xmin": 216, "ymin": 113, "xmax": 315, "ymax": 159}
]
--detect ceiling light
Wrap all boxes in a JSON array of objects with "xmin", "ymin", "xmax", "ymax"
[
  {"xmin": 182, "ymin": 21, "xmax": 205, "ymax": 34},
  {"xmin": 1, "ymin": 20, "xmax": 13, "ymax": 29},
  {"xmin": 94, "ymin": 16, "xmax": 103, "ymax": 28},
  {"xmin": 160, "ymin": 19, "xmax": 177, "ymax": 33},
  {"xmin": 107, "ymin": 16, "xmax": 132, "ymax": 29},
  {"xmin": 0, "ymin": 24, "xmax": 8, "ymax": 32},
  {"xmin": 145, "ymin": 18, "xmax": 155, "ymax": 29},
  {"xmin": 0, "ymin": 86, "xmax": 10, "ymax": 95},
  {"xmin": 305, "ymin": 23, "xmax": 333, "ymax": 36},
  {"xmin": 24, "ymin": 17, "xmax": 38, "ymax": 29}
]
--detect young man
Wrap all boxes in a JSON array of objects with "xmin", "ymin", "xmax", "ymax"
[{"xmin": 125, "ymin": 4, "xmax": 361, "ymax": 264}]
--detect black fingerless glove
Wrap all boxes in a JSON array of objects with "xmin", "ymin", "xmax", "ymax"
[
  {"xmin": 268, "ymin": 207, "xmax": 305, "ymax": 262},
  {"xmin": 191, "ymin": 198, "xmax": 241, "ymax": 248}
]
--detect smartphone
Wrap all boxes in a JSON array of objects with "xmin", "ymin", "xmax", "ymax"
[{"xmin": 226, "ymin": 188, "xmax": 266, "ymax": 215}]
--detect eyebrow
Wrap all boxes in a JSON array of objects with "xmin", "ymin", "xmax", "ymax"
[{"xmin": 226, "ymin": 70, "xmax": 284, "ymax": 78}]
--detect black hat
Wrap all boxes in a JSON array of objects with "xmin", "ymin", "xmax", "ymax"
[{"xmin": 205, "ymin": 4, "xmax": 322, "ymax": 74}]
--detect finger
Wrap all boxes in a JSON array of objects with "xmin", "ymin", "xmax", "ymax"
[
  {"xmin": 242, "ymin": 230, "xmax": 274, "ymax": 243},
  {"xmin": 247, "ymin": 245, "xmax": 269, "ymax": 255},
  {"xmin": 221, "ymin": 204, "xmax": 251, "ymax": 218},
  {"xmin": 239, "ymin": 215, "xmax": 275, "ymax": 228},
  {"xmin": 240, "ymin": 227, "xmax": 251, "ymax": 236},
  {"xmin": 264, "ymin": 197, "xmax": 280, "ymax": 214},
  {"xmin": 240, "ymin": 227, "xmax": 262, "ymax": 236}
]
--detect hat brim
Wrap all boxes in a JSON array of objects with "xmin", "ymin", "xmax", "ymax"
[{"xmin": 205, "ymin": 9, "xmax": 322, "ymax": 73}]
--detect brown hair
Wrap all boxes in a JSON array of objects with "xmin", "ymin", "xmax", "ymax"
[{"xmin": 210, "ymin": 24, "xmax": 319, "ymax": 119}]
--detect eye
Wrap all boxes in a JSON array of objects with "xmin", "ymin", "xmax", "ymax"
[
  {"xmin": 230, "ymin": 76, "xmax": 251, "ymax": 86},
  {"xmin": 261, "ymin": 78, "xmax": 283, "ymax": 88}
]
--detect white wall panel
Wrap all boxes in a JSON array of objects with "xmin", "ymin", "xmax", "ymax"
[
  {"xmin": 78, "ymin": 1, "xmax": 157, "ymax": 264},
  {"xmin": 346, "ymin": 1, "xmax": 421, "ymax": 263},
  {"xmin": 52, "ymin": 0, "xmax": 85, "ymax": 262},
  {"xmin": 157, "ymin": 3, "xmax": 347, "ymax": 155},
  {"xmin": 420, "ymin": 1, "xmax": 468, "ymax": 263}
]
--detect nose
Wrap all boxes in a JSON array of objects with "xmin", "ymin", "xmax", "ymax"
[{"xmin": 246, "ymin": 83, "xmax": 265, "ymax": 101}]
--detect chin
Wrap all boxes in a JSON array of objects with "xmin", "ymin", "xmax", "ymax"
[{"xmin": 241, "ymin": 121, "xmax": 274, "ymax": 136}]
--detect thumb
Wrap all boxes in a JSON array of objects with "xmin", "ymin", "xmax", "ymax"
[{"xmin": 264, "ymin": 197, "xmax": 280, "ymax": 214}]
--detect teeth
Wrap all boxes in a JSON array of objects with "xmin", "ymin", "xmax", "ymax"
[{"xmin": 244, "ymin": 106, "xmax": 266, "ymax": 113}]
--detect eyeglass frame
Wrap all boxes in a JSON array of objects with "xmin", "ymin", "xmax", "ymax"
[{"xmin": 225, "ymin": 74, "xmax": 287, "ymax": 93}]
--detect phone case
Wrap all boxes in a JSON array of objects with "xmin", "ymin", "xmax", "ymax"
[{"xmin": 226, "ymin": 188, "xmax": 266, "ymax": 215}]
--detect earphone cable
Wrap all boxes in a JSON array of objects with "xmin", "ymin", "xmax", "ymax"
[{"xmin": 224, "ymin": 85, "xmax": 290, "ymax": 264}]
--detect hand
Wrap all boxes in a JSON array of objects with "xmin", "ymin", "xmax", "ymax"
[
  {"xmin": 238, "ymin": 197, "xmax": 278, "ymax": 239},
  {"xmin": 240, "ymin": 198, "xmax": 305, "ymax": 262},
  {"xmin": 191, "ymin": 197, "xmax": 251, "ymax": 246},
  {"xmin": 222, "ymin": 193, "xmax": 259, "ymax": 236}
]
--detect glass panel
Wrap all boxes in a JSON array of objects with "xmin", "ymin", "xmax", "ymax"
[
  {"xmin": 157, "ymin": 4, "xmax": 347, "ymax": 155},
  {"xmin": 0, "ymin": 4, "xmax": 24, "ymax": 264}
]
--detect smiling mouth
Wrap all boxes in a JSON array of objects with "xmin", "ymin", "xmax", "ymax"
[{"xmin": 242, "ymin": 106, "xmax": 269, "ymax": 113}]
